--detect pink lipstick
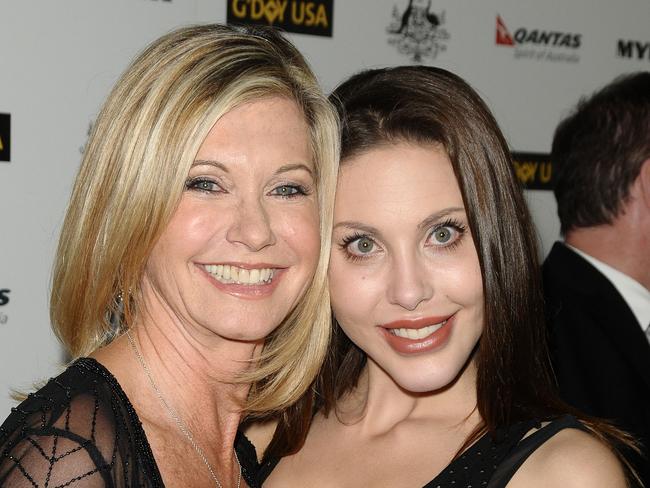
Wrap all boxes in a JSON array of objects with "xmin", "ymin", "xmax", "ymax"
[{"xmin": 379, "ymin": 314, "xmax": 454, "ymax": 354}]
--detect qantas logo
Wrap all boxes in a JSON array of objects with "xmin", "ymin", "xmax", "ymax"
[
  {"xmin": 496, "ymin": 15, "xmax": 581, "ymax": 49},
  {"xmin": 496, "ymin": 15, "xmax": 514, "ymax": 46}
]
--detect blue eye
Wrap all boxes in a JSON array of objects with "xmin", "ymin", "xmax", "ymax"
[
  {"xmin": 270, "ymin": 184, "xmax": 307, "ymax": 198},
  {"xmin": 186, "ymin": 178, "xmax": 223, "ymax": 193},
  {"xmin": 274, "ymin": 185, "xmax": 298, "ymax": 196}
]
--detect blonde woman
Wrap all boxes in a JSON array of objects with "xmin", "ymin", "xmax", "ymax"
[{"xmin": 0, "ymin": 24, "xmax": 338, "ymax": 487}]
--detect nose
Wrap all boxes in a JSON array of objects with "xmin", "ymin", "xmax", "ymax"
[
  {"xmin": 386, "ymin": 250, "xmax": 433, "ymax": 311},
  {"xmin": 226, "ymin": 197, "xmax": 276, "ymax": 251}
]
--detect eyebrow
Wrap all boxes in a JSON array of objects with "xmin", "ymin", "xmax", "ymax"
[
  {"xmin": 192, "ymin": 159, "xmax": 228, "ymax": 172},
  {"xmin": 191, "ymin": 160, "xmax": 313, "ymax": 177},
  {"xmin": 334, "ymin": 207, "xmax": 466, "ymax": 235},
  {"xmin": 275, "ymin": 163, "xmax": 314, "ymax": 177},
  {"xmin": 417, "ymin": 207, "xmax": 466, "ymax": 231}
]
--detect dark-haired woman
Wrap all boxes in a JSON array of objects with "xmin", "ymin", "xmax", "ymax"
[{"xmin": 243, "ymin": 66, "xmax": 636, "ymax": 487}]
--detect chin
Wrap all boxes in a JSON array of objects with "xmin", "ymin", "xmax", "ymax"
[
  {"xmin": 385, "ymin": 360, "xmax": 468, "ymax": 394},
  {"xmin": 202, "ymin": 318, "xmax": 281, "ymax": 343},
  {"xmin": 394, "ymin": 373, "xmax": 456, "ymax": 394}
]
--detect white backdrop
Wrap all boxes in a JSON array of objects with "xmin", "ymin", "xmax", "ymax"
[{"xmin": 1, "ymin": 0, "xmax": 649, "ymax": 418}]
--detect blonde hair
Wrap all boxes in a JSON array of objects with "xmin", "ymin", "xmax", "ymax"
[{"xmin": 50, "ymin": 24, "xmax": 339, "ymax": 413}]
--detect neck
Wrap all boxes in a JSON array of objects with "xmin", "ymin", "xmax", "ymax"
[
  {"xmin": 93, "ymin": 288, "xmax": 262, "ymax": 467},
  {"xmin": 566, "ymin": 221, "xmax": 650, "ymax": 290},
  {"xmin": 336, "ymin": 357, "xmax": 480, "ymax": 437}
]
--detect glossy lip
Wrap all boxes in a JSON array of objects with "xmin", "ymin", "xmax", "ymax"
[
  {"xmin": 197, "ymin": 262, "xmax": 287, "ymax": 300},
  {"xmin": 379, "ymin": 314, "xmax": 455, "ymax": 355}
]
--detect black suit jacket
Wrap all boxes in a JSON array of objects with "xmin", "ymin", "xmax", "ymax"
[{"xmin": 543, "ymin": 242, "xmax": 650, "ymax": 484}]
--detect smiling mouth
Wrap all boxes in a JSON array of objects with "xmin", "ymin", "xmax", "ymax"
[
  {"xmin": 387, "ymin": 320, "xmax": 448, "ymax": 340},
  {"xmin": 202, "ymin": 264, "xmax": 276, "ymax": 285}
]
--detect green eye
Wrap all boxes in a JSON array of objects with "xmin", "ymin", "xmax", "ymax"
[
  {"xmin": 433, "ymin": 227, "xmax": 452, "ymax": 243},
  {"xmin": 355, "ymin": 237, "xmax": 375, "ymax": 253}
]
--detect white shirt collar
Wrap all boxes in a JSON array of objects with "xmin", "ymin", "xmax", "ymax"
[{"xmin": 566, "ymin": 244, "xmax": 650, "ymax": 331}]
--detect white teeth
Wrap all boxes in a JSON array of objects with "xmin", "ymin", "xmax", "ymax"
[
  {"xmin": 239, "ymin": 269, "xmax": 250, "ymax": 283},
  {"xmin": 390, "ymin": 320, "xmax": 447, "ymax": 340},
  {"xmin": 202, "ymin": 264, "xmax": 275, "ymax": 285},
  {"xmin": 249, "ymin": 269, "xmax": 260, "ymax": 283}
]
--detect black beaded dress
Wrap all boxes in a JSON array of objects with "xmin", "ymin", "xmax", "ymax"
[
  {"xmin": 0, "ymin": 358, "xmax": 258, "ymax": 488},
  {"xmin": 237, "ymin": 415, "xmax": 587, "ymax": 488}
]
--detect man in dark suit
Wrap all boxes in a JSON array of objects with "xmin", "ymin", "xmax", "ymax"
[{"xmin": 544, "ymin": 72, "xmax": 650, "ymax": 484}]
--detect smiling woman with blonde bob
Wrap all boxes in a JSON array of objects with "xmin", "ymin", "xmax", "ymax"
[
  {"xmin": 246, "ymin": 66, "xmax": 638, "ymax": 487},
  {"xmin": 0, "ymin": 24, "xmax": 338, "ymax": 487}
]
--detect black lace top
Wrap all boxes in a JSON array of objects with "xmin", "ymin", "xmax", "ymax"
[
  {"xmin": 237, "ymin": 415, "xmax": 587, "ymax": 488},
  {"xmin": 0, "ymin": 358, "xmax": 258, "ymax": 487}
]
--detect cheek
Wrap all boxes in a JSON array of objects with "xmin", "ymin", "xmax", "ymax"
[
  {"xmin": 329, "ymin": 259, "xmax": 383, "ymax": 328},
  {"xmin": 149, "ymin": 201, "xmax": 218, "ymax": 266},
  {"xmin": 274, "ymin": 204, "xmax": 321, "ymax": 268},
  {"xmin": 436, "ymin": 247, "xmax": 483, "ymax": 306}
]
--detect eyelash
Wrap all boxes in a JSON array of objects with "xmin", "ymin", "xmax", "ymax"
[
  {"xmin": 426, "ymin": 218, "xmax": 467, "ymax": 250},
  {"xmin": 339, "ymin": 232, "xmax": 380, "ymax": 263},
  {"xmin": 338, "ymin": 218, "xmax": 467, "ymax": 263},
  {"xmin": 185, "ymin": 177, "xmax": 223, "ymax": 194},
  {"xmin": 185, "ymin": 178, "xmax": 311, "ymax": 198},
  {"xmin": 269, "ymin": 184, "xmax": 311, "ymax": 199}
]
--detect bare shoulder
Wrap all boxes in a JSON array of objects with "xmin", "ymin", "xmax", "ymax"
[
  {"xmin": 508, "ymin": 426, "xmax": 627, "ymax": 488},
  {"xmin": 243, "ymin": 419, "xmax": 278, "ymax": 462}
]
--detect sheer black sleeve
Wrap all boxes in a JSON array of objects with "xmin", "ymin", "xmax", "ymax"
[{"xmin": 0, "ymin": 358, "xmax": 164, "ymax": 487}]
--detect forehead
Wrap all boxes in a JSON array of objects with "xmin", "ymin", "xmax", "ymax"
[
  {"xmin": 195, "ymin": 96, "xmax": 312, "ymax": 168},
  {"xmin": 335, "ymin": 143, "xmax": 464, "ymax": 223}
]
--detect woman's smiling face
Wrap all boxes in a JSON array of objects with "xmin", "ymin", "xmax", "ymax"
[
  {"xmin": 329, "ymin": 142, "xmax": 484, "ymax": 392},
  {"xmin": 142, "ymin": 97, "xmax": 321, "ymax": 343}
]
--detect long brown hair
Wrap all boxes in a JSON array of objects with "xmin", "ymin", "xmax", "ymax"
[{"xmin": 264, "ymin": 67, "xmax": 638, "ymax": 478}]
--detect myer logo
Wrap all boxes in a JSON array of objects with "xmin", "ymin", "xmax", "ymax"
[
  {"xmin": 511, "ymin": 152, "xmax": 554, "ymax": 190},
  {"xmin": 617, "ymin": 39, "xmax": 650, "ymax": 61},
  {"xmin": 497, "ymin": 15, "xmax": 581, "ymax": 63},
  {"xmin": 0, "ymin": 113, "xmax": 10, "ymax": 162},
  {"xmin": 227, "ymin": 0, "xmax": 333, "ymax": 37},
  {"xmin": 0, "ymin": 289, "xmax": 9, "ymax": 307},
  {"xmin": 0, "ymin": 289, "xmax": 8, "ymax": 326}
]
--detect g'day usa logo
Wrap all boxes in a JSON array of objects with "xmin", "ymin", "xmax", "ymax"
[
  {"xmin": 227, "ymin": 0, "xmax": 333, "ymax": 37},
  {"xmin": 0, "ymin": 113, "xmax": 10, "ymax": 162},
  {"xmin": 387, "ymin": 0, "xmax": 449, "ymax": 62},
  {"xmin": 496, "ymin": 14, "xmax": 581, "ymax": 63}
]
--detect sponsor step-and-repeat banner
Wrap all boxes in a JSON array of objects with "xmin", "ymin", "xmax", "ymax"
[{"xmin": 1, "ymin": 0, "xmax": 649, "ymax": 417}]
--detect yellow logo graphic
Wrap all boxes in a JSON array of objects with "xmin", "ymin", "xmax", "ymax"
[
  {"xmin": 510, "ymin": 152, "xmax": 553, "ymax": 190},
  {"xmin": 513, "ymin": 160, "xmax": 552, "ymax": 185},
  {"xmin": 230, "ymin": 0, "xmax": 329, "ymax": 29}
]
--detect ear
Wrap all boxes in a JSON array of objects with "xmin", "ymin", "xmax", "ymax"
[{"xmin": 638, "ymin": 158, "xmax": 650, "ymax": 210}]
